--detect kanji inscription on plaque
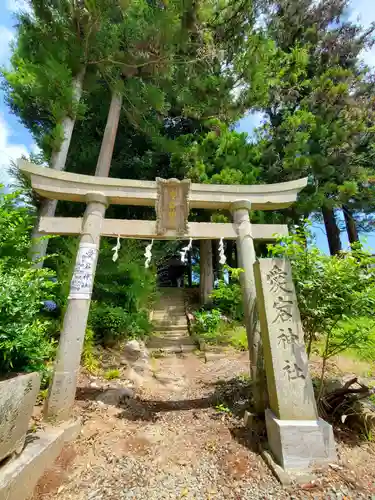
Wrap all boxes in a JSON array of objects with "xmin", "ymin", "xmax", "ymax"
[{"xmin": 155, "ymin": 178, "xmax": 191, "ymax": 235}]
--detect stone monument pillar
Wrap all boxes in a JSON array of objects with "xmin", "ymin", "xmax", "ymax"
[
  {"xmin": 44, "ymin": 193, "xmax": 107, "ymax": 421},
  {"xmin": 254, "ymin": 258, "xmax": 336, "ymax": 471}
]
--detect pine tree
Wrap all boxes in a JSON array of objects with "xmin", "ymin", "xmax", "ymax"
[{"xmin": 247, "ymin": 0, "xmax": 375, "ymax": 253}]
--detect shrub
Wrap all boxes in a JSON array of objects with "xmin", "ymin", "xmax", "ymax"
[
  {"xmin": 193, "ymin": 309, "xmax": 222, "ymax": 339},
  {"xmin": 0, "ymin": 189, "xmax": 57, "ymax": 375},
  {"xmin": 210, "ymin": 266, "xmax": 244, "ymax": 321},
  {"xmin": 85, "ymin": 239, "xmax": 155, "ymax": 344},
  {"xmin": 0, "ymin": 259, "xmax": 57, "ymax": 374},
  {"xmin": 0, "ymin": 189, "xmax": 34, "ymax": 266},
  {"xmin": 268, "ymin": 226, "xmax": 375, "ymax": 355},
  {"xmin": 211, "ymin": 281, "xmax": 243, "ymax": 321},
  {"xmin": 94, "ymin": 239, "xmax": 156, "ymax": 312},
  {"xmin": 89, "ymin": 304, "xmax": 131, "ymax": 345},
  {"xmin": 268, "ymin": 225, "xmax": 375, "ymax": 398},
  {"xmin": 89, "ymin": 303, "xmax": 151, "ymax": 346}
]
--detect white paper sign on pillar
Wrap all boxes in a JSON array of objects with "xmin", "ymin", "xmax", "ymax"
[{"xmin": 68, "ymin": 242, "xmax": 98, "ymax": 299}]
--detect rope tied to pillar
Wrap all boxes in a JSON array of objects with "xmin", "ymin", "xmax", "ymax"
[
  {"xmin": 218, "ymin": 237, "xmax": 226, "ymax": 265},
  {"xmin": 144, "ymin": 239, "xmax": 154, "ymax": 268},
  {"xmin": 112, "ymin": 235, "xmax": 121, "ymax": 262},
  {"xmin": 180, "ymin": 238, "xmax": 193, "ymax": 263}
]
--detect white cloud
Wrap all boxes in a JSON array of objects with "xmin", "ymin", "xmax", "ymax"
[
  {"xmin": 0, "ymin": 26, "xmax": 14, "ymax": 65},
  {"xmin": 0, "ymin": 115, "xmax": 30, "ymax": 186},
  {"xmin": 349, "ymin": 0, "xmax": 375, "ymax": 67},
  {"xmin": 6, "ymin": 0, "xmax": 32, "ymax": 14}
]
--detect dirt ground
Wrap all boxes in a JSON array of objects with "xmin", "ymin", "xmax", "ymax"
[{"xmin": 32, "ymin": 351, "xmax": 375, "ymax": 500}]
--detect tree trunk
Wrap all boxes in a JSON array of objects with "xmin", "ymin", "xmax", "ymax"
[
  {"xmin": 226, "ymin": 240, "xmax": 234, "ymax": 268},
  {"xmin": 187, "ymin": 251, "xmax": 192, "ymax": 288},
  {"xmin": 30, "ymin": 67, "xmax": 86, "ymax": 267},
  {"xmin": 95, "ymin": 92, "xmax": 123, "ymax": 177},
  {"xmin": 322, "ymin": 206, "xmax": 342, "ymax": 255},
  {"xmin": 212, "ymin": 240, "xmax": 222, "ymax": 282},
  {"xmin": 343, "ymin": 205, "xmax": 359, "ymax": 245},
  {"xmin": 200, "ymin": 240, "xmax": 214, "ymax": 305}
]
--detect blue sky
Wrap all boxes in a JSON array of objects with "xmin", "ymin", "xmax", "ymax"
[{"xmin": 0, "ymin": 0, "xmax": 375, "ymax": 252}]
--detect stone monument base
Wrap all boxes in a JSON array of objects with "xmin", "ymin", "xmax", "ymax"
[{"xmin": 265, "ymin": 409, "xmax": 337, "ymax": 471}]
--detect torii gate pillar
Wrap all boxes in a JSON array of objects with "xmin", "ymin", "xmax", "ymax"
[
  {"xmin": 44, "ymin": 193, "xmax": 107, "ymax": 421},
  {"xmin": 231, "ymin": 200, "xmax": 266, "ymax": 413}
]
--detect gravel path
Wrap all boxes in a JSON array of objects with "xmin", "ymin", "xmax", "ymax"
[{"xmin": 32, "ymin": 351, "xmax": 375, "ymax": 500}]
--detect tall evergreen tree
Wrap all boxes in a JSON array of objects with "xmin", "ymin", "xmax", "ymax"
[{"xmin": 247, "ymin": 0, "xmax": 375, "ymax": 253}]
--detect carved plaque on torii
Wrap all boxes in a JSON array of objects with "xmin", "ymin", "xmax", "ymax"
[{"xmin": 155, "ymin": 178, "xmax": 191, "ymax": 236}]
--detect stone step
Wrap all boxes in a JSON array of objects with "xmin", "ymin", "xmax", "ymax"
[
  {"xmin": 153, "ymin": 316, "xmax": 188, "ymax": 324},
  {"xmin": 154, "ymin": 330, "xmax": 189, "ymax": 336},
  {"xmin": 147, "ymin": 338, "xmax": 196, "ymax": 349},
  {"xmin": 160, "ymin": 293, "xmax": 185, "ymax": 297},
  {"xmin": 159, "ymin": 288, "xmax": 185, "ymax": 295},
  {"xmin": 153, "ymin": 304, "xmax": 186, "ymax": 310},
  {"xmin": 152, "ymin": 310, "xmax": 186, "ymax": 317},
  {"xmin": 154, "ymin": 304, "xmax": 185, "ymax": 311},
  {"xmin": 148, "ymin": 344, "xmax": 196, "ymax": 354},
  {"xmin": 153, "ymin": 333, "xmax": 189, "ymax": 340},
  {"xmin": 154, "ymin": 323, "xmax": 188, "ymax": 332},
  {"xmin": 153, "ymin": 318, "xmax": 186, "ymax": 325}
]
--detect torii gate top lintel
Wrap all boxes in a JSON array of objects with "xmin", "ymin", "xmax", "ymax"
[{"xmin": 19, "ymin": 160, "xmax": 308, "ymax": 212}]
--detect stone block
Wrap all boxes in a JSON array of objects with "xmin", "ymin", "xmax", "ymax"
[
  {"xmin": 254, "ymin": 259, "xmax": 318, "ymax": 420},
  {"xmin": 0, "ymin": 373, "xmax": 40, "ymax": 462},
  {"xmin": 0, "ymin": 420, "xmax": 81, "ymax": 500},
  {"xmin": 265, "ymin": 409, "xmax": 337, "ymax": 471}
]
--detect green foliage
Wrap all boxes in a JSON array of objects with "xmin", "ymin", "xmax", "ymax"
[
  {"xmin": 81, "ymin": 327, "xmax": 99, "ymax": 374},
  {"xmin": 89, "ymin": 303, "xmax": 147, "ymax": 346},
  {"xmin": 194, "ymin": 309, "xmax": 223, "ymax": 338},
  {"xmin": 225, "ymin": 326, "xmax": 248, "ymax": 351},
  {"xmin": 2, "ymin": 0, "xmax": 262, "ymax": 164},
  {"xmin": 330, "ymin": 317, "xmax": 375, "ymax": 362},
  {"xmin": 0, "ymin": 265, "xmax": 57, "ymax": 373},
  {"xmin": 103, "ymin": 368, "xmax": 120, "ymax": 381},
  {"xmin": 94, "ymin": 239, "xmax": 156, "ymax": 312},
  {"xmin": 244, "ymin": 0, "xmax": 375, "ymax": 250},
  {"xmin": 193, "ymin": 309, "xmax": 247, "ymax": 351},
  {"xmin": 0, "ymin": 189, "xmax": 57, "ymax": 374},
  {"xmin": 210, "ymin": 266, "xmax": 244, "ymax": 321},
  {"xmin": 215, "ymin": 403, "xmax": 232, "ymax": 415},
  {"xmin": 268, "ymin": 225, "xmax": 375, "ymax": 355},
  {"xmin": 0, "ymin": 189, "xmax": 34, "ymax": 264},
  {"xmin": 86, "ymin": 239, "xmax": 154, "ymax": 345},
  {"xmin": 171, "ymin": 123, "xmax": 260, "ymax": 185},
  {"xmin": 268, "ymin": 225, "xmax": 375, "ymax": 395}
]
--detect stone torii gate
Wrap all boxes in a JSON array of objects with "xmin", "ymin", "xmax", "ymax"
[{"xmin": 20, "ymin": 160, "xmax": 307, "ymax": 422}]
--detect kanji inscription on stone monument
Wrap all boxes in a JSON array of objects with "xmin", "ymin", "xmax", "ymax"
[
  {"xmin": 254, "ymin": 258, "xmax": 317, "ymax": 420},
  {"xmin": 155, "ymin": 178, "xmax": 191, "ymax": 235}
]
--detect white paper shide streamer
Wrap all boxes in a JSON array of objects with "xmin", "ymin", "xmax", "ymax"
[
  {"xmin": 219, "ymin": 237, "xmax": 226, "ymax": 265},
  {"xmin": 112, "ymin": 235, "xmax": 121, "ymax": 262},
  {"xmin": 180, "ymin": 238, "xmax": 193, "ymax": 263},
  {"xmin": 144, "ymin": 240, "xmax": 154, "ymax": 268}
]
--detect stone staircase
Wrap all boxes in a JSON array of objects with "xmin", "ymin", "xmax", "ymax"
[{"xmin": 147, "ymin": 288, "xmax": 196, "ymax": 354}]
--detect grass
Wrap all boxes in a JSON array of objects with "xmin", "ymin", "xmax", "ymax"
[
  {"xmin": 103, "ymin": 368, "xmax": 121, "ymax": 380},
  {"xmin": 196, "ymin": 321, "xmax": 248, "ymax": 351}
]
